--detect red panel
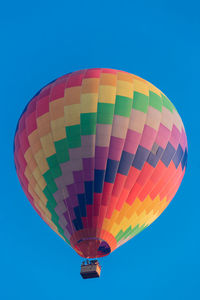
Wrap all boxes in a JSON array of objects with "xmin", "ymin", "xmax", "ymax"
[
  {"xmin": 19, "ymin": 129, "xmax": 29, "ymax": 154},
  {"xmin": 101, "ymin": 182, "xmax": 113, "ymax": 205},
  {"xmin": 50, "ymin": 82, "xmax": 66, "ymax": 100},
  {"xmin": 136, "ymin": 163, "xmax": 154, "ymax": 186},
  {"xmin": 126, "ymin": 182, "xmax": 142, "ymax": 205},
  {"xmin": 102, "ymin": 68, "xmax": 118, "ymax": 74},
  {"xmin": 150, "ymin": 162, "xmax": 176, "ymax": 200},
  {"xmin": 85, "ymin": 68, "xmax": 101, "ymax": 78},
  {"xmin": 124, "ymin": 167, "xmax": 140, "ymax": 190},
  {"xmin": 116, "ymin": 188, "xmax": 129, "ymax": 210},
  {"xmin": 36, "ymin": 96, "xmax": 50, "ymax": 117},
  {"xmin": 66, "ymin": 73, "xmax": 85, "ymax": 87},
  {"xmin": 106, "ymin": 195, "xmax": 118, "ymax": 218},
  {"xmin": 26, "ymin": 111, "xmax": 37, "ymax": 135}
]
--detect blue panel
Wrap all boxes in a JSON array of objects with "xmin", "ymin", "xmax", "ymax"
[
  {"xmin": 78, "ymin": 194, "xmax": 87, "ymax": 217},
  {"xmin": 72, "ymin": 219, "xmax": 83, "ymax": 231},
  {"xmin": 181, "ymin": 148, "xmax": 188, "ymax": 170},
  {"xmin": 147, "ymin": 146, "xmax": 164, "ymax": 167},
  {"xmin": 105, "ymin": 159, "xmax": 119, "ymax": 183},
  {"xmin": 84, "ymin": 181, "xmax": 94, "ymax": 204},
  {"xmin": 73, "ymin": 206, "xmax": 83, "ymax": 230},
  {"xmin": 132, "ymin": 145, "xmax": 150, "ymax": 170},
  {"xmin": 118, "ymin": 151, "xmax": 134, "ymax": 175},
  {"xmin": 94, "ymin": 169, "xmax": 105, "ymax": 193},
  {"xmin": 173, "ymin": 144, "xmax": 184, "ymax": 168},
  {"xmin": 161, "ymin": 142, "xmax": 176, "ymax": 167}
]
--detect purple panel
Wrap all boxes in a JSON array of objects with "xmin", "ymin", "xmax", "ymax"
[
  {"xmin": 155, "ymin": 123, "xmax": 171, "ymax": 148},
  {"xmin": 83, "ymin": 157, "xmax": 95, "ymax": 180},
  {"xmin": 95, "ymin": 146, "xmax": 109, "ymax": 169},
  {"xmin": 123, "ymin": 129, "xmax": 141, "ymax": 154},
  {"xmin": 63, "ymin": 202, "xmax": 76, "ymax": 220},
  {"xmin": 140, "ymin": 125, "xmax": 157, "ymax": 150},
  {"xmin": 108, "ymin": 136, "xmax": 124, "ymax": 160},
  {"xmin": 73, "ymin": 170, "xmax": 83, "ymax": 182},
  {"xmin": 83, "ymin": 157, "xmax": 94, "ymax": 171},
  {"xmin": 66, "ymin": 184, "xmax": 77, "ymax": 197},
  {"xmin": 169, "ymin": 125, "xmax": 181, "ymax": 149},
  {"xmin": 179, "ymin": 128, "xmax": 187, "ymax": 150},
  {"xmin": 75, "ymin": 182, "xmax": 85, "ymax": 194}
]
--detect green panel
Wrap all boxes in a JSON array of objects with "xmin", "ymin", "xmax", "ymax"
[
  {"xmin": 43, "ymin": 186, "xmax": 57, "ymax": 207},
  {"xmin": 114, "ymin": 95, "xmax": 133, "ymax": 117},
  {"xmin": 149, "ymin": 91, "xmax": 162, "ymax": 111},
  {"xmin": 43, "ymin": 170, "xmax": 59, "ymax": 185},
  {"xmin": 51, "ymin": 166, "xmax": 62, "ymax": 178},
  {"xmin": 161, "ymin": 94, "xmax": 175, "ymax": 112},
  {"xmin": 55, "ymin": 139, "xmax": 69, "ymax": 163},
  {"xmin": 56, "ymin": 151, "xmax": 70, "ymax": 163},
  {"xmin": 133, "ymin": 92, "xmax": 148, "ymax": 113},
  {"xmin": 97, "ymin": 103, "xmax": 115, "ymax": 124},
  {"xmin": 66, "ymin": 125, "xmax": 81, "ymax": 148},
  {"xmin": 43, "ymin": 171, "xmax": 58, "ymax": 194},
  {"xmin": 68, "ymin": 137, "xmax": 81, "ymax": 148},
  {"xmin": 47, "ymin": 154, "xmax": 58, "ymax": 168},
  {"xmin": 81, "ymin": 113, "xmax": 97, "ymax": 135},
  {"xmin": 115, "ymin": 230, "xmax": 124, "ymax": 242},
  {"xmin": 115, "ymin": 224, "xmax": 147, "ymax": 243},
  {"xmin": 66, "ymin": 124, "xmax": 80, "ymax": 137},
  {"xmin": 44, "ymin": 189, "xmax": 70, "ymax": 245}
]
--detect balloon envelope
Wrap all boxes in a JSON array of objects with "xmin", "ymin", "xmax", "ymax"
[{"xmin": 14, "ymin": 68, "xmax": 187, "ymax": 258}]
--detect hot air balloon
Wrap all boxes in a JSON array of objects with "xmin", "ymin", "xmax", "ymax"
[{"xmin": 14, "ymin": 68, "xmax": 187, "ymax": 279}]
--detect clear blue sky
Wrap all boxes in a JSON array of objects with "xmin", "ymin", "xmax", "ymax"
[{"xmin": 1, "ymin": 1, "xmax": 199, "ymax": 299}]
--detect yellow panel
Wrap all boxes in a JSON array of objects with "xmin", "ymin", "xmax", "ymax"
[
  {"xmin": 98, "ymin": 85, "xmax": 116, "ymax": 104},
  {"xmin": 40, "ymin": 133, "xmax": 56, "ymax": 157},
  {"xmin": 32, "ymin": 166, "xmax": 42, "ymax": 181},
  {"xmin": 34, "ymin": 184, "xmax": 48, "ymax": 205},
  {"xmin": 34, "ymin": 200, "xmax": 52, "ymax": 220},
  {"xmin": 149, "ymin": 83, "xmax": 161, "ymax": 96},
  {"xmin": 100, "ymin": 73, "xmax": 117, "ymax": 86},
  {"xmin": 133, "ymin": 79, "xmax": 149, "ymax": 96},
  {"xmin": 24, "ymin": 166, "xmax": 36, "ymax": 187},
  {"xmin": 116, "ymin": 202, "xmax": 131, "ymax": 224},
  {"xmin": 30, "ymin": 139, "xmax": 42, "ymax": 155},
  {"xmin": 28, "ymin": 130, "xmax": 39, "ymax": 146},
  {"xmin": 51, "ymin": 117, "xmax": 64, "ymax": 130},
  {"xmin": 28, "ymin": 184, "xmax": 37, "ymax": 200},
  {"xmin": 51, "ymin": 117, "xmax": 66, "ymax": 141},
  {"xmin": 28, "ymin": 157, "xmax": 37, "ymax": 172},
  {"xmin": 116, "ymin": 80, "xmax": 134, "ymax": 98},
  {"xmin": 80, "ymin": 93, "xmax": 98, "ymax": 113},
  {"xmin": 37, "ymin": 113, "xmax": 51, "ymax": 136},
  {"xmin": 81, "ymin": 78, "xmax": 99, "ymax": 93},
  {"xmin": 64, "ymin": 86, "xmax": 81, "ymax": 105},
  {"xmin": 37, "ymin": 176, "xmax": 47, "ymax": 190},
  {"xmin": 34, "ymin": 149, "xmax": 49, "ymax": 174},
  {"xmin": 50, "ymin": 98, "xmax": 64, "ymax": 120},
  {"xmin": 126, "ymin": 198, "xmax": 141, "ymax": 218},
  {"xmin": 110, "ymin": 222, "xmax": 121, "ymax": 236},
  {"xmin": 64, "ymin": 104, "xmax": 80, "ymax": 126},
  {"xmin": 117, "ymin": 72, "xmax": 134, "ymax": 83},
  {"xmin": 52, "ymin": 127, "xmax": 66, "ymax": 141}
]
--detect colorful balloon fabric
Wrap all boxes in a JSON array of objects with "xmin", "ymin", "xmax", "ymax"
[{"xmin": 14, "ymin": 68, "xmax": 187, "ymax": 258}]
